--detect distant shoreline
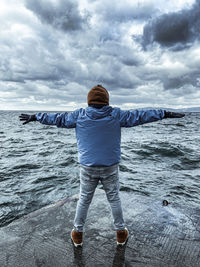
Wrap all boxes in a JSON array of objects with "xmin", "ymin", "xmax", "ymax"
[{"xmin": 1, "ymin": 106, "xmax": 200, "ymax": 113}]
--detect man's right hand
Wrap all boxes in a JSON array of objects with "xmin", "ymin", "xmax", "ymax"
[
  {"xmin": 164, "ymin": 111, "xmax": 185, "ymax": 119},
  {"xmin": 19, "ymin": 114, "xmax": 37, "ymax": 125}
]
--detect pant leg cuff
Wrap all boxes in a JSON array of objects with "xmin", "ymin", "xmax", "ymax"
[{"xmin": 73, "ymin": 226, "xmax": 83, "ymax": 232}]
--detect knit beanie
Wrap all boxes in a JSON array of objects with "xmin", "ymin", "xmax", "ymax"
[{"xmin": 87, "ymin": 85, "xmax": 109, "ymax": 106}]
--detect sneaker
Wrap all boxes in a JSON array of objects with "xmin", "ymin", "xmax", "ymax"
[
  {"xmin": 71, "ymin": 229, "xmax": 83, "ymax": 247},
  {"xmin": 116, "ymin": 227, "xmax": 129, "ymax": 246}
]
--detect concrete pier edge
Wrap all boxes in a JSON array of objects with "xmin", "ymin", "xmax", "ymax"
[{"xmin": 0, "ymin": 189, "xmax": 200, "ymax": 267}]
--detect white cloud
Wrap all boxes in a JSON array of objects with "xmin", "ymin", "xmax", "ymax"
[{"xmin": 0, "ymin": 0, "xmax": 200, "ymax": 110}]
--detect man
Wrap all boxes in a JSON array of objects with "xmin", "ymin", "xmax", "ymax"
[{"xmin": 19, "ymin": 85, "xmax": 185, "ymax": 247}]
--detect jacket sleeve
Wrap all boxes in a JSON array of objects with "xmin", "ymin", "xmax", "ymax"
[
  {"xmin": 36, "ymin": 109, "xmax": 81, "ymax": 128},
  {"xmin": 119, "ymin": 109, "xmax": 165, "ymax": 127}
]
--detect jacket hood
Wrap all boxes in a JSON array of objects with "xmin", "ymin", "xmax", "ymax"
[{"xmin": 85, "ymin": 106, "xmax": 113, "ymax": 119}]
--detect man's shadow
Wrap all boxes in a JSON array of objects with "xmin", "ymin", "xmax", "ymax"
[
  {"xmin": 73, "ymin": 244, "xmax": 127, "ymax": 267},
  {"xmin": 112, "ymin": 244, "xmax": 127, "ymax": 267},
  {"xmin": 73, "ymin": 246, "xmax": 85, "ymax": 267}
]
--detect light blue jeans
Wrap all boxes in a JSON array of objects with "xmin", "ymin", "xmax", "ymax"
[{"xmin": 73, "ymin": 164, "xmax": 125, "ymax": 232}]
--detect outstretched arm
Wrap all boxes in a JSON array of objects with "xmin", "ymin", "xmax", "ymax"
[
  {"xmin": 19, "ymin": 110, "xmax": 81, "ymax": 128},
  {"xmin": 119, "ymin": 109, "xmax": 185, "ymax": 127}
]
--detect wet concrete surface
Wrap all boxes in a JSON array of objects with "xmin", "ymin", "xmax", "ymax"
[{"xmin": 0, "ymin": 189, "xmax": 200, "ymax": 267}]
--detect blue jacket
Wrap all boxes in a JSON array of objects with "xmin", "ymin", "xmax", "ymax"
[{"xmin": 36, "ymin": 106, "xmax": 165, "ymax": 166}]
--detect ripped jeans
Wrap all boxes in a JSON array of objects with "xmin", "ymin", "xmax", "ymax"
[{"xmin": 73, "ymin": 164, "xmax": 125, "ymax": 232}]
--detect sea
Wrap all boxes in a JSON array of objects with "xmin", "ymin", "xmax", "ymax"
[{"xmin": 0, "ymin": 110, "xmax": 199, "ymax": 228}]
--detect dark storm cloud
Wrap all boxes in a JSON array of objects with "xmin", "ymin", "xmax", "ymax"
[
  {"xmin": 96, "ymin": 42, "xmax": 144, "ymax": 67},
  {"xmin": 142, "ymin": 0, "xmax": 200, "ymax": 48},
  {"xmin": 163, "ymin": 77, "xmax": 189, "ymax": 90},
  {"xmin": 25, "ymin": 0, "xmax": 86, "ymax": 31},
  {"xmin": 81, "ymin": 42, "xmax": 143, "ymax": 90},
  {"xmin": 163, "ymin": 73, "xmax": 200, "ymax": 90},
  {"xmin": 95, "ymin": 1, "xmax": 158, "ymax": 23}
]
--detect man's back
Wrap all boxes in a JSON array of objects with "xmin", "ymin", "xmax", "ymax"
[{"xmin": 76, "ymin": 106, "xmax": 121, "ymax": 166}]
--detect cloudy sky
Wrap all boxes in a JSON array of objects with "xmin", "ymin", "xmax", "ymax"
[{"xmin": 0, "ymin": 0, "xmax": 200, "ymax": 110}]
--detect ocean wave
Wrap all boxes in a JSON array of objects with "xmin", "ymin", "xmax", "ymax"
[
  {"xmin": 119, "ymin": 164, "xmax": 137, "ymax": 174},
  {"xmin": 120, "ymin": 186, "xmax": 151, "ymax": 196},
  {"xmin": 137, "ymin": 143, "xmax": 185, "ymax": 158},
  {"xmin": 175, "ymin": 123, "xmax": 185, "ymax": 127},
  {"xmin": 12, "ymin": 163, "xmax": 41, "ymax": 170},
  {"xmin": 0, "ymin": 111, "xmax": 199, "ymax": 227},
  {"xmin": 58, "ymin": 158, "xmax": 77, "ymax": 166}
]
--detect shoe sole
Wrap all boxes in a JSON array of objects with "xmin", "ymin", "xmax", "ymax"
[
  {"xmin": 117, "ymin": 237, "xmax": 128, "ymax": 246},
  {"xmin": 71, "ymin": 230, "xmax": 83, "ymax": 247}
]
